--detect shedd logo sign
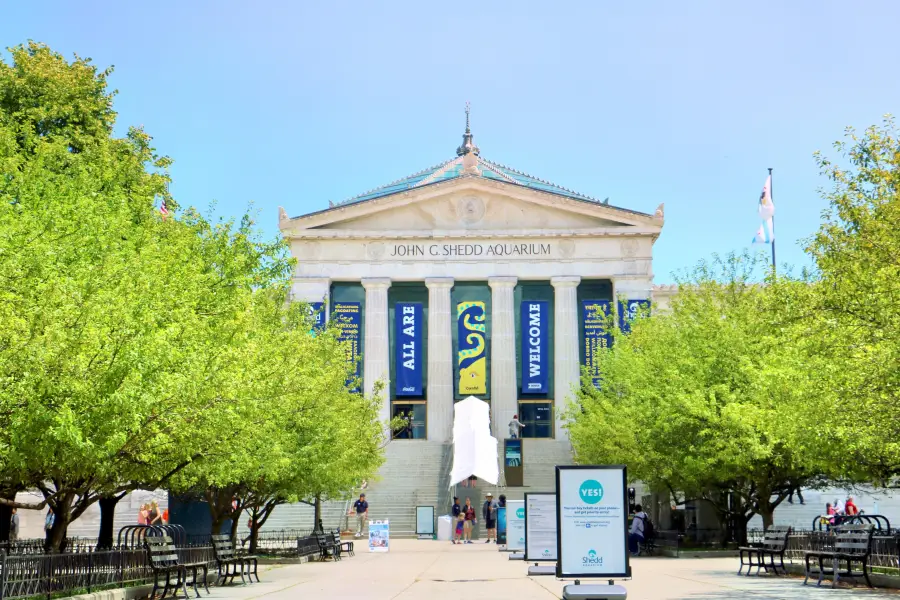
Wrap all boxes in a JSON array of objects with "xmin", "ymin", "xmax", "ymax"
[
  {"xmin": 579, "ymin": 479, "xmax": 604, "ymax": 504},
  {"xmin": 583, "ymin": 549, "xmax": 603, "ymax": 565}
]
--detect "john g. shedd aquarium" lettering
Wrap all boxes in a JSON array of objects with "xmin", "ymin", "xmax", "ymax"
[{"xmin": 389, "ymin": 243, "xmax": 551, "ymax": 258}]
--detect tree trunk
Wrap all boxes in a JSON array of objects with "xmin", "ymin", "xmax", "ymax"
[
  {"xmin": 249, "ymin": 522, "xmax": 260, "ymax": 554},
  {"xmin": 229, "ymin": 508, "xmax": 242, "ymax": 542},
  {"xmin": 734, "ymin": 514, "xmax": 750, "ymax": 546},
  {"xmin": 97, "ymin": 495, "xmax": 122, "ymax": 549},
  {"xmin": 45, "ymin": 502, "xmax": 71, "ymax": 553},
  {"xmin": 0, "ymin": 503, "xmax": 11, "ymax": 542},
  {"xmin": 759, "ymin": 504, "xmax": 775, "ymax": 530},
  {"xmin": 313, "ymin": 494, "xmax": 322, "ymax": 532}
]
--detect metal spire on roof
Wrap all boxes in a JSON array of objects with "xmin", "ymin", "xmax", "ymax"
[{"xmin": 456, "ymin": 101, "xmax": 480, "ymax": 156}]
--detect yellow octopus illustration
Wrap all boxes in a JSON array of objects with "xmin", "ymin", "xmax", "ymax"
[{"xmin": 457, "ymin": 301, "xmax": 487, "ymax": 394}]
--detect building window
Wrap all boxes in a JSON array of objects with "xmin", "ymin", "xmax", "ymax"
[
  {"xmin": 518, "ymin": 400, "xmax": 553, "ymax": 439},
  {"xmin": 392, "ymin": 402, "xmax": 426, "ymax": 440}
]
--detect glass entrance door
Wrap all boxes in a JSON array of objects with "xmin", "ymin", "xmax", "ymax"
[
  {"xmin": 518, "ymin": 400, "xmax": 553, "ymax": 438},
  {"xmin": 392, "ymin": 402, "xmax": 426, "ymax": 439}
]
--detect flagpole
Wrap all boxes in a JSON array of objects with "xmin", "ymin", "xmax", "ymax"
[{"xmin": 769, "ymin": 167, "xmax": 776, "ymax": 273}]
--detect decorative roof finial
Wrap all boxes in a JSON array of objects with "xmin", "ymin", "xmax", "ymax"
[{"xmin": 456, "ymin": 101, "xmax": 480, "ymax": 156}]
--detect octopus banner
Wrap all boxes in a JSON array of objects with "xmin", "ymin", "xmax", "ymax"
[{"xmin": 457, "ymin": 301, "xmax": 487, "ymax": 395}]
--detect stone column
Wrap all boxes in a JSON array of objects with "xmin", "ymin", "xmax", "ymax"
[
  {"xmin": 425, "ymin": 278, "xmax": 454, "ymax": 442},
  {"xmin": 552, "ymin": 276, "xmax": 581, "ymax": 440},
  {"xmin": 489, "ymin": 277, "xmax": 518, "ymax": 442},
  {"xmin": 362, "ymin": 278, "xmax": 391, "ymax": 426}
]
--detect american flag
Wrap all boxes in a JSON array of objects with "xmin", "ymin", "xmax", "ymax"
[{"xmin": 160, "ymin": 198, "xmax": 169, "ymax": 218}]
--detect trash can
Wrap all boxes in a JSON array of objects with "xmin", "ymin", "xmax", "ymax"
[{"xmin": 437, "ymin": 515, "xmax": 453, "ymax": 541}]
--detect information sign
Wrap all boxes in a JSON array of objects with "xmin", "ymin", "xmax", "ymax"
[
  {"xmin": 507, "ymin": 500, "xmax": 525, "ymax": 551},
  {"xmin": 524, "ymin": 492, "xmax": 558, "ymax": 562},
  {"xmin": 555, "ymin": 465, "xmax": 629, "ymax": 578},
  {"xmin": 368, "ymin": 519, "xmax": 390, "ymax": 553}
]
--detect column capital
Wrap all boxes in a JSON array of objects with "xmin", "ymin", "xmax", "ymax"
[
  {"xmin": 488, "ymin": 276, "xmax": 518, "ymax": 289},
  {"xmin": 551, "ymin": 276, "xmax": 581, "ymax": 288},
  {"xmin": 425, "ymin": 277, "xmax": 455, "ymax": 290},
  {"xmin": 361, "ymin": 277, "xmax": 392, "ymax": 290}
]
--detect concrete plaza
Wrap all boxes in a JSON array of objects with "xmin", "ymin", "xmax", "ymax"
[{"xmin": 204, "ymin": 539, "xmax": 897, "ymax": 599}]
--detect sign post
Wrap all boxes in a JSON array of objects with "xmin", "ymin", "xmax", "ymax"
[
  {"xmin": 524, "ymin": 492, "xmax": 557, "ymax": 576},
  {"xmin": 415, "ymin": 506, "xmax": 434, "ymax": 539},
  {"xmin": 556, "ymin": 465, "xmax": 629, "ymax": 599},
  {"xmin": 507, "ymin": 500, "xmax": 525, "ymax": 559},
  {"xmin": 368, "ymin": 519, "xmax": 390, "ymax": 553}
]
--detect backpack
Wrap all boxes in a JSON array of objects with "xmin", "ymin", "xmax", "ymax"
[{"xmin": 641, "ymin": 514, "xmax": 654, "ymax": 539}]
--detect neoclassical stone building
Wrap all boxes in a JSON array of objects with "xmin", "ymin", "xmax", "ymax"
[{"xmin": 278, "ymin": 115, "xmax": 666, "ymax": 529}]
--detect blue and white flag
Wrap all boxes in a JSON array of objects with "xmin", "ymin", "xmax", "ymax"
[
  {"xmin": 752, "ymin": 217, "xmax": 774, "ymax": 244},
  {"xmin": 758, "ymin": 175, "xmax": 775, "ymax": 220}
]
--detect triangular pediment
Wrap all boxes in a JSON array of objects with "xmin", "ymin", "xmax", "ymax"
[{"xmin": 280, "ymin": 177, "xmax": 662, "ymax": 236}]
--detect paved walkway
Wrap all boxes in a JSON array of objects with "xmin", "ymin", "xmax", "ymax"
[{"xmin": 208, "ymin": 540, "xmax": 897, "ymax": 599}]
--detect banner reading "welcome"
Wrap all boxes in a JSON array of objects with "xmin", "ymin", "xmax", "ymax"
[{"xmin": 521, "ymin": 300, "xmax": 549, "ymax": 394}]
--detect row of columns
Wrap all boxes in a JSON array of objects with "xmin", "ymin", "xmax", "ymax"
[{"xmin": 292, "ymin": 276, "xmax": 647, "ymax": 443}]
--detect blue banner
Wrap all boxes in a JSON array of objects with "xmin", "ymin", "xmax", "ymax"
[
  {"xmin": 520, "ymin": 300, "xmax": 549, "ymax": 394},
  {"xmin": 582, "ymin": 300, "xmax": 612, "ymax": 389},
  {"xmin": 309, "ymin": 302, "xmax": 326, "ymax": 333},
  {"xmin": 333, "ymin": 302, "xmax": 362, "ymax": 392},
  {"xmin": 617, "ymin": 299, "xmax": 651, "ymax": 334},
  {"xmin": 395, "ymin": 302, "xmax": 423, "ymax": 396}
]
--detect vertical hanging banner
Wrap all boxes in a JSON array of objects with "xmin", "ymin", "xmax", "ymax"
[
  {"xmin": 618, "ymin": 299, "xmax": 651, "ymax": 334},
  {"xmin": 520, "ymin": 300, "xmax": 549, "ymax": 394},
  {"xmin": 395, "ymin": 302, "xmax": 423, "ymax": 396},
  {"xmin": 308, "ymin": 301, "xmax": 326, "ymax": 333},
  {"xmin": 582, "ymin": 300, "xmax": 612, "ymax": 389},
  {"xmin": 333, "ymin": 302, "xmax": 362, "ymax": 393},
  {"xmin": 457, "ymin": 301, "xmax": 487, "ymax": 395}
]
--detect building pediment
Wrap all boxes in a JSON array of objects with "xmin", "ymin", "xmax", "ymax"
[{"xmin": 280, "ymin": 177, "xmax": 663, "ymax": 239}]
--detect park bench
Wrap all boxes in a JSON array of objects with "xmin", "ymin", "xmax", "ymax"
[
  {"xmin": 211, "ymin": 534, "xmax": 259, "ymax": 584},
  {"xmin": 145, "ymin": 534, "xmax": 208, "ymax": 598},
  {"xmin": 803, "ymin": 524, "xmax": 874, "ymax": 588},
  {"xmin": 316, "ymin": 531, "xmax": 340, "ymax": 561},
  {"xmin": 737, "ymin": 525, "xmax": 792, "ymax": 576},
  {"xmin": 332, "ymin": 529, "xmax": 354, "ymax": 556}
]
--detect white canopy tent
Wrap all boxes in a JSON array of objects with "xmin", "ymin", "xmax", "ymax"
[{"xmin": 449, "ymin": 396, "xmax": 499, "ymax": 487}]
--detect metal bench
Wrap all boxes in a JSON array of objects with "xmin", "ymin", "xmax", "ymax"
[
  {"xmin": 211, "ymin": 533, "xmax": 259, "ymax": 584},
  {"xmin": 737, "ymin": 525, "xmax": 791, "ymax": 576},
  {"xmin": 804, "ymin": 524, "xmax": 874, "ymax": 588},
  {"xmin": 332, "ymin": 530, "xmax": 354, "ymax": 556},
  {"xmin": 316, "ymin": 531, "xmax": 340, "ymax": 561},
  {"xmin": 145, "ymin": 535, "xmax": 205, "ymax": 598}
]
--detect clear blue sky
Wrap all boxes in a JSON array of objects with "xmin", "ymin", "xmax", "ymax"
[{"xmin": 4, "ymin": 1, "xmax": 898, "ymax": 283}]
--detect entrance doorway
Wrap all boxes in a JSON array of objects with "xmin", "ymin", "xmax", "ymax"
[
  {"xmin": 517, "ymin": 400, "xmax": 553, "ymax": 438},
  {"xmin": 392, "ymin": 401, "xmax": 426, "ymax": 439}
]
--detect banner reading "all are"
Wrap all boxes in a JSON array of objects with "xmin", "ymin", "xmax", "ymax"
[
  {"xmin": 521, "ymin": 300, "xmax": 549, "ymax": 394},
  {"xmin": 395, "ymin": 302, "xmax": 423, "ymax": 396}
]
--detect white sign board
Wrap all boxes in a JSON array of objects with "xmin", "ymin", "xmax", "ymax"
[
  {"xmin": 556, "ymin": 466, "xmax": 629, "ymax": 578},
  {"xmin": 524, "ymin": 492, "xmax": 557, "ymax": 561},
  {"xmin": 368, "ymin": 519, "xmax": 390, "ymax": 553},
  {"xmin": 416, "ymin": 506, "xmax": 434, "ymax": 535},
  {"xmin": 507, "ymin": 500, "xmax": 525, "ymax": 551}
]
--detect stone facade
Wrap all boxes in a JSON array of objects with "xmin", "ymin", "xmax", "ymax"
[{"xmin": 279, "ymin": 150, "xmax": 665, "ymax": 444}]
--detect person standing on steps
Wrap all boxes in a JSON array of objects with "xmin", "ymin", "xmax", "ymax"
[
  {"xmin": 482, "ymin": 493, "xmax": 498, "ymax": 543},
  {"xmin": 353, "ymin": 493, "xmax": 369, "ymax": 538},
  {"xmin": 463, "ymin": 497, "xmax": 476, "ymax": 544},
  {"xmin": 508, "ymin": 415, "xmax": 524, "ymax": 439},
  {"xmin": 451, "ymin": 497, "xmax": 463, "ymax": 544}
]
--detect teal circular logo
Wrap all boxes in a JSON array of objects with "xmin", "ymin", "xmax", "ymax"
[
  {"xmin": 579, "ymin": 480, "xmax": 604, "ymax": 504},
  {"xmin": 516, "ymin": 507, "xmax": 525, "ymax": 519}
]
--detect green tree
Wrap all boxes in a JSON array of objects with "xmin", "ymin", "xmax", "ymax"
[
  {"xmin": 566, "ymin": 253, "xmax": 825, "ymax": 542},
  {"xmin": 804, "ymin": 117, "xmax": 900, "ymax": 480},
  {"xmin": 0, "ymin": 43, "xmax": 292, "ymax": 550}
]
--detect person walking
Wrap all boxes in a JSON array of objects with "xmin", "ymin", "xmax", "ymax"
[
  {"xmin": 9, "ymin": 508, "xmax": 19, "ymax": 541},
  {"xmin": 138, "ymin": 504, "xmax": 149, "ymax": 525},
  {"xmin": 45, "ymin": 508, "xmax": 55, "ymax": 533},
  {"xmin": 463, "ymin": 498, "xmax": 476, "ymax": 544},
  {"xmin": 353, "ymin": 493, "xmax": 369, "ymax": 538},
  {"xmin": 508, "ymin": 415, "xmax": 524, "ymax": 439},
  {"xmin": 482, "ymin": 493, "xmax": 498, "ymax": 543},
  {"xmin": 451, "ymin": 497, "xmax": 462, "ymax": 544},
  {"xmin": 629, "ymin": 504, "xmax": 648, "ymax": 556},
  {"xmin": 845, "ymin": 496, "xmax": 859, "ymax": 516}
]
